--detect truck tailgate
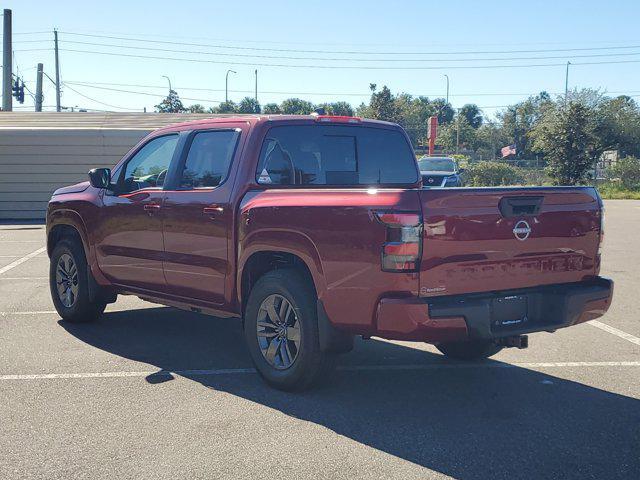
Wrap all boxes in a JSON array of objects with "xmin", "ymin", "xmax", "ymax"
[{"xmin": 418, "ymin": 187, "xmax": 602, "ymax": 297}]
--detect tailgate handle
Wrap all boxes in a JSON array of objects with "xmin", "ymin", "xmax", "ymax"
[{"xmin": 499, "ymin": 196, "xmax": 543, "ymax": 217}]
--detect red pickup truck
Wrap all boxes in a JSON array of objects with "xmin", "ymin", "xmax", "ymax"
[{"xmin": 47, "ymin": 114, "xmax": 613, "ymax": 390}]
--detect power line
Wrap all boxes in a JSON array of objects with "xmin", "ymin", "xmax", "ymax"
[
  {"xmin": 57, "ymin": 31, "xmax": 640, "ymax": 56},
  {"xmin": 57, "ymin": 81, "xmax": 601, "ymax": 111},
  {"xmin": 62, "ymin": 82, "xmax": 224, "ymax": 104},
  {"xmin": 61, "ymin": 82, "xmax": 142, "ymax": 110},
  {"xmin": 61, "ymin": 80, "xmax": 640, "ymax": 99},
  {"xmin": 0, "ymin": 30, "xmax": 50, "ymax": 35},
  {"xmin": 47, "ymin": 39, "xmax": 640, "ymax": 63},
  {"xmin": 58, "ymin": 48, "xmax": 640, "ymax": 70}
]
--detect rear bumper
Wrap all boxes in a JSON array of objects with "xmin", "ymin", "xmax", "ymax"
[{"xmin": 374, "ymin": 277, "xmax": 614, "ymax": 343}]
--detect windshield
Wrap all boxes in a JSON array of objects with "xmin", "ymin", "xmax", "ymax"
[{"xmin": 418, "ymin": 157, "xmax": 456, "ymax": 172}]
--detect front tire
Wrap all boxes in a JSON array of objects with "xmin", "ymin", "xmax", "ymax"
[
  {"xmin": 244, "ymin": 269, "xmax": 335, "ymax": 391},
  {"xmin": 50, "ymin": 238, "xmax": 106, "ymax": 323},
  {"xmin": 436, "ymin": 339, "xmax": 503, "ymax": 361}
]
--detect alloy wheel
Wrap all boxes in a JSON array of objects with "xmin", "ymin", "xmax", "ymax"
[
  {"xmin": 256, "ymin": 294, "xmax": 301, "ymax": 369},
  {"xmin": 56, "ymin": 253, "xmax": 79, "ymax": 308}
]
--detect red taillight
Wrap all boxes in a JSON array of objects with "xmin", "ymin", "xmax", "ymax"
[
  {"xmin": 375, "ymin": 211, "xmax": 422, "ymax": 272},
  {"xmin": 314, "ymin": 115, "xmax": 362, "ymax": 124}
]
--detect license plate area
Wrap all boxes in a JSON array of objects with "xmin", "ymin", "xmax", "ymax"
[{"xmin": 491, "ymin": 295, "xmax": 529, "ymax": 332}]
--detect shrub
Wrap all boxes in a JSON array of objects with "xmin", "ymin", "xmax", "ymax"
[
  {"xmin": 606, "ymin": 156, "xmax": 640, "ymax": 190},
  {"xmin": 463, "ymin": 161, "xmax": 525, "ymax": 186}
]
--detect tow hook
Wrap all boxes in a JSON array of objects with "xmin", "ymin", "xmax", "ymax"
[{"xmin": 498, "ymin": 335, "xmax": 529, "ymax": 349}]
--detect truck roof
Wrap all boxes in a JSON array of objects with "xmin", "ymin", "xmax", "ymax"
[{"xmin": 154, "ymin": 114, "xmax": 401, "ymax": 133}]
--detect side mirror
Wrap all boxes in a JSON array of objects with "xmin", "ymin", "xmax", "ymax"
[
  {"xmin": 457, "ymin": 168, "xmax": 465, "ymax": 174},
  {"xmin": 88, "ymin": 168, "xmax": 111, "ymax": 189}
]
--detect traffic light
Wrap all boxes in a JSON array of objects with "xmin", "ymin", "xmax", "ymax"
[
  {"xmin": 17, "ymin": 81, "xmax": 24, "ymax": 104},
  {"xmin": 11, "ymin": 78, "xmax": 25, "ymax": 104}
]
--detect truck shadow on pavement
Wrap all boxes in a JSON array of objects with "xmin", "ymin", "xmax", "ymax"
[{"xmin": 60, "ymin": 306, "xmax": 640, "ymax": 480}]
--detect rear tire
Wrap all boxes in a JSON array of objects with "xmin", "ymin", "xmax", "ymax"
[
  {"xmin": 50, "ymin": 238, "xmax": 106, "ymax": 323},
  {"xmin": 244, "ymin": 269, "xmax": 336, "ymax": 391},
  {"xmin": 436, "ymin": 339, "xmax": 503, "ymax": 361}
]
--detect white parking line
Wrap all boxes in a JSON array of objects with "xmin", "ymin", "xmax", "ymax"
[
  {"xmin": 1, "ymin": 361, "xmax": 638, "ymax": 381},
  {"xmin": 0, "ymin": 310, "xmax": 58, "ymax": 316},
  {"xmin": 589, "ymin": 320, "xmax": 640, "ymax": 346},
  {"xmin": 0, "ymin": 240, "xmax": 45, "ymax": 243},
  {"xmin": 0, "ymin": 277, "xmax": 48, "ymax": 281},
  {"xmin": 0, "ymin": 247, "xmax": 47, "ymax": 275}
]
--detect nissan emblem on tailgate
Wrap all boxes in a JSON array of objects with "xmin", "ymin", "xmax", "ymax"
[{"xmin": 513, "ymin": 220, "xmax": 532, "ymax": 241}]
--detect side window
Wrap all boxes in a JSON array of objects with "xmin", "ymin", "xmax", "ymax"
[
  {"xmin": 122, "ymin": 135, "xmax": 178, "ymax": 193},
  {"xmin": 179, "ymin": 130, "xmax": 240, "ymax": 189},
  {"xmin": 256, "ymin": 126, "xmax": 418, "ymax": 186}
]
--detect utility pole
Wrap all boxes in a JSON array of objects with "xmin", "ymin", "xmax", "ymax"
[
  {"xmin": 444, "ymin": 74, "xmax": 449, "ymax": 105},
  {"xmin": 254, "ymin": 69, "xmax": 258, "ymax": 102},
  {"xmin": 54, "ymin": 29, "xmax": 61, "ymax": 112},
  {"xmin": 564, "ymin": 61, "xmax": 571, "ymax": 102},
  {"xmin": 456, "ymin": 109, "xmax": 460, "ymax": 154},
  {"xmin": 2, "ymin": 9, "xmax": 12, "ymax": 112},
  {"xmin": 225, "ymin": 69, "xmax": 236, "ymax": 103},
  {"xmin": 35, "ymin": 63, "xmax": 43, "ymax": 111}
]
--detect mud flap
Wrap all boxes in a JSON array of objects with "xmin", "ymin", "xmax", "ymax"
[
  {"xmin": 87, "ymin": 265, "xmax": 117, "ymax": 304},
  {"xmin": 317, "ymin": 300, "xmax": 354, "ymax": 353}
]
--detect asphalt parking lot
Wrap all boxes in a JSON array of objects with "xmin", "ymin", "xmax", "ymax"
[{"xmin": 0, "ymin": 200, "xmax": 638, "ymax": 480}]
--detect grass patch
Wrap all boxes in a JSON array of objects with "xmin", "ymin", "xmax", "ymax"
[{"xmin": 597, "ymin": 182, "xmax": 640, "ymax": 199}]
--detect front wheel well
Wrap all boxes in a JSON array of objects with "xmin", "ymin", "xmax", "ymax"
[
  {"xmin": 47, "ymin": 224, "xmax": 83, "ymax": 257},
  {"xmin": 240, "ymin": 251, "xmax": 315, "ymax": 316}
]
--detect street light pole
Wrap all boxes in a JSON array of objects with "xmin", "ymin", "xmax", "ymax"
[
  {"xmin": 162, "ymin": 75, "xmax": 172, "ymax": 94},
  {"xmin": 564, "ymin": 61, "xmax": 571, "ymax": 102},
  {"xmin": 444, "ymin": 74, "xmax": 449, "ymax": 105},
  {"xmin": 456, "ymin": 108, "xmax": 460, "ymax": 154},
  {"xmin": 225, "ymin": 70, "xmax": 236, "ymax": 103}
]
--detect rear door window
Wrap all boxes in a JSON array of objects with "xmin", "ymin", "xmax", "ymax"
[
  {"xmin": 179, "ymin": 130, "xmax": 240, "ymax": 189},
  {"xmin": 256, "ymin": 125, "xmax": 418, "ymax": 186}
]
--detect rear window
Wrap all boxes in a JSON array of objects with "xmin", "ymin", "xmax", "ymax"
[{"xmin": 256, "ymin": 125, "xmax": 418, "ymax": 186}]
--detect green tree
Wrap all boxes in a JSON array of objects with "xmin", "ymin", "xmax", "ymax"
[
  {"xmin": 497, "ymin": 92, "xmax": 552, "ymax": 159},
  {"xmin": 596, "ymin": 95, "xmax": 640, "ymax": 157},
  {"xmin": 280, "ymin": 98, "xmax": 314, "ymax": 115},
  {"xmin": 532, "ymin": 101, "xmax": 598, "ymax": 185},
  {"xmin": 607, "ymin": 156, "xmax": 640, "ymax": 189},
  {"xmin": 431, "ymin": 98, "xmax": 455, "ymax": 124},
  {"xmin": 237, "ymin": 97, "xmax": 261, "ymax": 114},
  {"xmin": 263, "ymin": 103, "xmax": 281, "ymax": 114},
  {"xmin": 213, "ymin": 101, "xmax": 238, "ymax": 113},
  {"xmin": 459, "ymin": 104, "xmax": 483, "ymax": 128},
  {"xmin": 155, "ymin": 90, "xmax": 185, "ymax": 113},
  {"xmin": 437, "ymin": 117, "xmax": 478, "ymax": 152},
  {"xmin": 366, "ymin": 85, "xmax": 401, "ymax": 122},
  {"xmin": 186, "ymin": 104, "xmax": 205, "ymax": 113},
  {"xmin": 474, "ymin": 121, "xmax": 507, "ymax": 160},
  {"xmin": 315, "ymin": 101, "xmax": 354, "ymax": 116}
]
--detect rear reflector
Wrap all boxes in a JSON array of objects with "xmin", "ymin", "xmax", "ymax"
[
  {"xmin": 314, "ymin": 115, "xmax": 362, "ymax": 124},
  {"xmin": 375, "ymin": 211, "xmax": 422, "ymax": 272}
]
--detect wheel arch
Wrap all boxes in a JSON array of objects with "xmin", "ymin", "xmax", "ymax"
[
  {"xmin": 239, "ymin": 249, "xmax": 319, "ymax": 317},
  {"xmin": 47, "ymin": 210, "xmax": 90, "ymax": 261}
]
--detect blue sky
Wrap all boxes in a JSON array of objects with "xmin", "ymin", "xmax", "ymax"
[{"xmin": 5, "ymin": 0, "xmax": 640, "ymax": 118}]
